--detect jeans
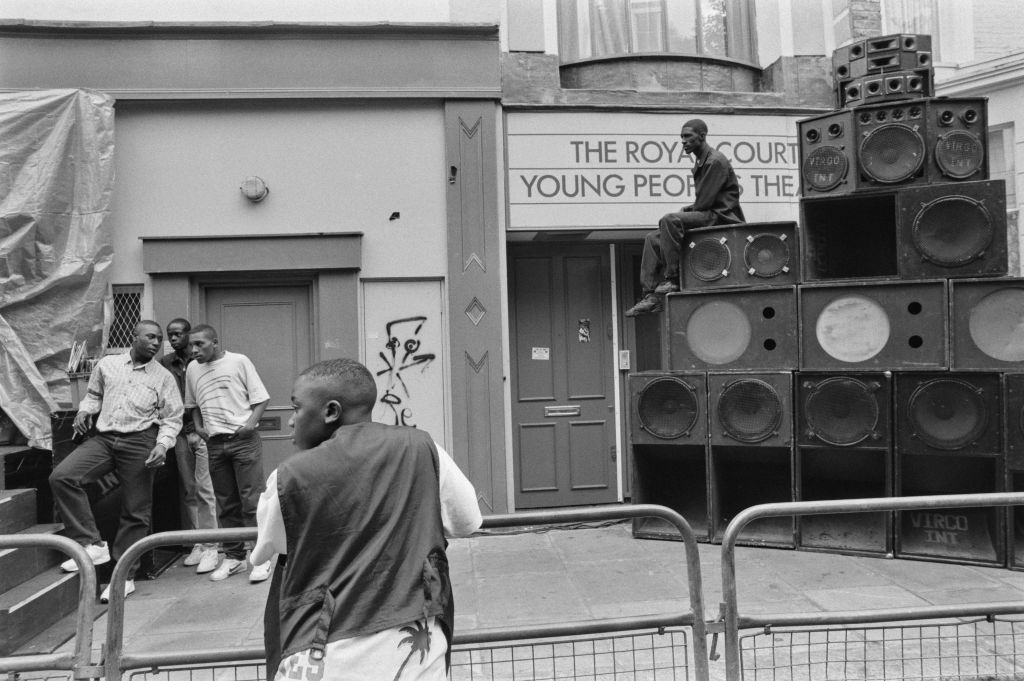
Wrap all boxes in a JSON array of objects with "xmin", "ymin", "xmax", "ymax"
[
  {"xmin": 639, "ymin": 210, "xmax": 717, "ymax": 293},
  {"xmin": 49, "ymin": 428, "xmax": 158, "ymax": 579},
  {"xmin": 207, "ymin": 430, "xmax": 265, "ymax": 561},
  {"xmin": 175, "ymin": 431, "xmax": 218, "ymax": 549}
]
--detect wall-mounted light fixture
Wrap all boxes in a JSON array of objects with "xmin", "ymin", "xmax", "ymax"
[{"xmin": 240, "ymin": 176, "xmax": 269, "ymax": 202}]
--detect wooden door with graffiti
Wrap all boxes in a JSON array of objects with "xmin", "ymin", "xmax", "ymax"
[{"xmin": 509, "ymin": 244, "xmax": 617, "ymax": 508}]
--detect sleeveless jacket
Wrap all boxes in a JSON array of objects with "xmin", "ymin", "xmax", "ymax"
[{"xmin": 268, "ymin": 422, "xmax": 453, "ymax": 664}]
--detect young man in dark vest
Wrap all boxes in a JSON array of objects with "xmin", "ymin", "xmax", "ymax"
[
  {"xmin": 252, "ymin": 358, "xmax": 481, "ymax": 680},
  {"xmin": 625, "ymin": 118, "xmax": 746, "ymax": 317}
]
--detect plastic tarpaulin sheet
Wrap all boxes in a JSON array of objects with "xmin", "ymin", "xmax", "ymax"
[{"xmin": 0, "ymin": 89, "xmax": 114, "ymax": 449}]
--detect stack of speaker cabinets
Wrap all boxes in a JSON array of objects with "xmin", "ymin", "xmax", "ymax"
[{"xmin": 629, "ymin": 33, "xmax": 1023, "ymax": 569}]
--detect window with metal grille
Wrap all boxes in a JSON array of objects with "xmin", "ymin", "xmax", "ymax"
[{"xmin": 107, "ymin": 284, "xmax": 143, "ymax": 350}]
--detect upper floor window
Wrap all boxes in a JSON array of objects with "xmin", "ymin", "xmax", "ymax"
[{"xmin": 558, "ymin": 0, "xmax": 755, "ymax": 64}]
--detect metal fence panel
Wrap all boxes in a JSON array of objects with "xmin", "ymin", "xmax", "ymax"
[{"xmin": 738, "ymin": 617, "xmax": 1024, "ymax": 681}]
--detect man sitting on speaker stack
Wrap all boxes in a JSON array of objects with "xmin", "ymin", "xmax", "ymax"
[{"xmin": 625, "ymin": 119, "xmax": 746, "ymax": 317}]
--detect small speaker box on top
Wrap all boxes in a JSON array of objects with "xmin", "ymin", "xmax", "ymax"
[{"xmin": 682, "ymin": 222, "xmax": 799, "ymax": 290}]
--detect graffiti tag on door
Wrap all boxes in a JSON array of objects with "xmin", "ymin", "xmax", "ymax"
[{"xmin": 375, "ymin": 316, "xmax": 435, "ymax": 427}]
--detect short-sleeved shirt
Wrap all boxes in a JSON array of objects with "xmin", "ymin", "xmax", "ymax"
[{"xmin": 184, "ymin": 351, "xmax": 269, "ymax": 436}]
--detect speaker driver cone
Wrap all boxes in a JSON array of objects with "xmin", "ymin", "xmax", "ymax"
[
  {"xmin": 688, "ymin": 237, "xmax": 732, "ymax": 281},
  {"xmin": 935, "ymin": 130, "xmax": 984, "ymax": 179},
  {"xmin": 804, "ymin": 377, "xmax": 879, "ymax": 446},
  {"xmin": 744, "ymin": 234, "xmax": 790, "ymax": 278},
  {"xmin": 686, "ymin": 301, "xmax": 752, "ymax": 365},
  {"xmin": 717, "ymin": 378, "xmax": 783, "ymax": 443},
  {"xmin": 859, "ymin": 123, "xmax": 925, "ymax": 183},
  {"xmin": 968, "ymin": 288, "xmax": 1024, "ymax": 362},
  {"xmin": 803, "ymin": 145, "xmax": 849, "ymax": 191},
  {"xmin": 815, "ymin": 295, "xmax": 891, "ymax": 363},
  {"xmin": 907, "ymin": 378, "xmax": 988, "ymax": 450},
  {"xmin": 912, "ymin": 195, "xmax": 993, "ymax": 266},
  {"xmin": 636, "ymin": 377, "xmax": 699, "ymax": 440}
]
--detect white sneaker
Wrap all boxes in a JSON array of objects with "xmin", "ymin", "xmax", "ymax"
[
  {"xmin": 61, "ymin": 542, "xmax": 110, "ymax": 572},
  {"xmin": 100, "ymin": 579, "xmax": 135, "ymax": 604},
  {"xmin": 208, "ymin": 557, "xmax": 246, "ymax": 582},
  {"xmin": 249, "ymin": 560, "xmax": 272, "ymax": 583},
  {"xmin": 182, "ymin": 545, "xmax": 204, "ymax": 566},
  {"xmin": 196, "ymin": 548, "xmax": 220, "ymax": 574}
]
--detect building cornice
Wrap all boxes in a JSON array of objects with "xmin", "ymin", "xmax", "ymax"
[{"xmin": 937, "ymin": 50, "xmax": 1024, "ymax": 96}]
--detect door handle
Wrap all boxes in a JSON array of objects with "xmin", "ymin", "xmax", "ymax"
[{"xmin": 544, "ymin": 405, "xmax": 581, "ymax": 417}]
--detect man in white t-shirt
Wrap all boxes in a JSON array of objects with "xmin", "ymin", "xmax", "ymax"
[{"xmin": 185, "ymin": 324, "xmax": 273, "ymax": 583}]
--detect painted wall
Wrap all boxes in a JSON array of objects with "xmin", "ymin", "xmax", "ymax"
[
  {"xmin": 363, "ymin": 280, "xmax": 449, "ymax": 449},
  {"xmin": 107, "ymin": 100, "xmax": 449, "ymax": 304},
  {"xmin": 0, "ymin": 0, "xmax": 499, "ymax": 23}
]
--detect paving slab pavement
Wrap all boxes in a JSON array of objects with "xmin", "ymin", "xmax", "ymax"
[{"xmin": 13, "ymin": 520, "xmax": 1024, "ymax": 680}]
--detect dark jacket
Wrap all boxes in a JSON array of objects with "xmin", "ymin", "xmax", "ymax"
[{"xmin": 264, "ymin": 422, "xmax": 452, "ymax": 669}]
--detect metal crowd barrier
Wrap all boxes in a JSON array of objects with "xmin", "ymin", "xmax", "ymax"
[
  {"xmin": 718, "ymin": 492, "xmax": 1024, "ymax": 681},
  {"xmin": 0, "ymin": 534, "xmax": 97, "ymax": 678},
  {"xmin": 103, "ymin": 505, "xmax": 709, "ymax": 681}
]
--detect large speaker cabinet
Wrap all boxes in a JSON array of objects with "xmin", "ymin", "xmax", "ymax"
[
  {"xmin": 682, "ymin": 221, "xmax": 799, "ymax": 290},
  {"xmin": 896, "ymin": 453, "xmax": 1004, "ymax": 566},
  {"xmin": 628, "ymin": 372, "xmax": 710, "ymax": 541},
  {"xmin": 708, "ymin": 372, "xmax": 795, "ymax": 548},
  {"xmin": 1009, "ymin": 470, "xmax": 1024, "ymax": 571},
  {"xmin": 798, "ymin": 280, "xmax": 948, "ymax": 371},
  {"xmin": 802, "ymin": 180, "xmax": 1007, "ymax": 281},
  {"xmin": 795, "ymin": 372, "xmax": 892, "ymax": 555},
  {"xmin": 799, "ymin": 97, "xmax": 989, "ymax": 197},
  {"xmin": 1006, "ymin": 374, "xmax": 1024, "ymax": 472},
  {"xmin": 895, "ymin": 372, "xmax": 1003, "ymax": 458},
  {"xmin": 949, "ymin": 278, "xmax": 1024, "ymax": 370},
  {"xmin": 664, "ymin": 287, "xmax": 798, "ymax": 372}
]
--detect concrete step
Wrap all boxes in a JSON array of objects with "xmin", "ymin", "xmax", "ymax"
[
  {"xmin": 0, "ymin": 523, "xmax": 66, "ymax": 593},
  {"xmin": 0, "ymin": 488, "xmax": 37, "ymax": 534},
  {"xmin": 0, "ymin": 569, "xmax": 80, "ymax": 656}
]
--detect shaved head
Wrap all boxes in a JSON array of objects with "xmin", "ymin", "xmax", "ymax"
[{"xmin": 299, "ymin": 358, "xmax": 377, "ymax": 415}]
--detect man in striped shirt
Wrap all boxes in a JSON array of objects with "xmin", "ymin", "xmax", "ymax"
[
  {"xmin": 49, "ymin": 320, "xmax": 183, "ymax": 603},
  {"xmin": 185, "ymin": 324, "xmax": 272, "ymax": 583}
]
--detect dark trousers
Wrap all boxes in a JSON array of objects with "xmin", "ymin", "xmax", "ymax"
[
  {"xmin": 639, "ymin": 210, "xmax": 717, "ymax": 293},
  {"xmin": 49, "ymin": 429, "xmax": 158, "ymax": 579},
  {"xmin": 207, "ymin": 430, "xmax": 265, "ymax": 560}
]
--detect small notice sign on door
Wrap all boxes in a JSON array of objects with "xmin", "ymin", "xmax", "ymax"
[{"xmin": 532, "ymin": 347, "xmax": 550, "ymax": 360}]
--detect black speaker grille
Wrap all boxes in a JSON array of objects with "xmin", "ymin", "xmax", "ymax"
[
  {"xmin": 688, "ymin": 237, "xmax": 732, "ymax": 281},
  {"xmin": 911, "ymin": 195, "xmax": 993, "ymax": 266},
  {"xmin": 744, "ymin": 233, "xmax": 791, "ymax": 278},
  {"xmin": 717, "ymin": 378, "xmax": 783, "ymax": 443},
  {"xmin": 935, "ymin": 130, "xmax": 985, "ymax": 180},
  {"xmin": 907, "ymin": 378, "xmax": 988, "ymax": 450},
  {"xmin": 803, "ymin": 145, "xmax": 849, "ymax": 191},
  {"xmin": 636, "ymin": 377, "xmax": 699, "ymax": 440},
  {"xmin": 859, "ymin": 124, "xmax": 925, "ymax": 183},
  {"xmin": 804, "ymin": 377, "xmax": 880, "ymax": 446}
]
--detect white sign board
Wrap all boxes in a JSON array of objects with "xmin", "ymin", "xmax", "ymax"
[{"xmin": 507, "ymin": 111, "xmax": 804, "ymax": 230}]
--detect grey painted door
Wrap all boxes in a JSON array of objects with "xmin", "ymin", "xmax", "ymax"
[
  {"xmin": 205, "ymin": 284, "xmax": 312, "ymax": 474},
  {"xmin": 510, "ymin": 244, "xmax": 617, "ymax": 508}
]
